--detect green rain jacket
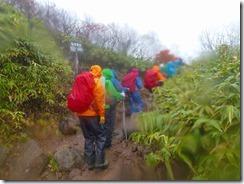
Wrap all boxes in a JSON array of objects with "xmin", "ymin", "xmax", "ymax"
[{"xmin": 102, "ymin": 68, "xmax": 123, "ymax": 109}]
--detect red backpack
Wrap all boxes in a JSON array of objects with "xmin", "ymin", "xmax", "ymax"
[
  {"xmin": 143, "ymin": 69, "xmax": 158, "ymax": 90},
  {"xmin": 121, "ymin": 72, "xmax": 137, "ymax": 93},
  {"xmin": 67, "ymin": 72, "xmax": 95, "ymax": 113}
]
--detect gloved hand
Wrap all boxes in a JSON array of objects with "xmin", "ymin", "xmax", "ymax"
[
  {"xmin": 99, "ymin": 116, "xmax": 105, "ymax": 125},
  {"xmin": 121, "ymin": 91, "xmax": 126, "ymax": 98}
]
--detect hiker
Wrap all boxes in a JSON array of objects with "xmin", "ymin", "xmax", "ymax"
[
  {"xmin": 102, "ymin": 68, "xmax": 125, "ymax": 149},
  {"xmin": 144, "ymin": 65, "xmax": 167, "ymax": 93},
  {"xmin": 160, "ymin": 58, "xmax": 185, "ymax": 79},
  {"xmin": 77, "ymin": 65, "xmax": 109, "ymax": 170},
  {"xmin": 122, "ymin": 68, "xmax": 144, "ymax": 114},
  {"xmin": 151, "ymin": 65, "xmax": 167, "ymax": 82},
  {"xmin": 161, "ymin": 61, "xmax": 176, "ymax": 79}
]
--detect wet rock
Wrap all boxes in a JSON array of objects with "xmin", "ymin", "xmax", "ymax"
[
  {"xmin": 54, "ymin": 144, "xmax": 84, "ymax": 172},
  {"xmin": 59, "ymin": 118, "xmax": 79, "ymax": 135},
  {"xmin": 8, "ymin": 140, "xmax": 48, "ymax": 180}
]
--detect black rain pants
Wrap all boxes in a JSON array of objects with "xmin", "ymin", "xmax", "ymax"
[{"xmin": 78, "ymin": 116, "xmax": 106, "ymax": 166}]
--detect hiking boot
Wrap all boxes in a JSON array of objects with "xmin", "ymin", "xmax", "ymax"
[
  {"xmin": 87, "ymin": 164, "xmax": 95, "ymax": 171},
  {"xmin": 95, "ymin": 160, "xmax": 109, "ymax": 170}
]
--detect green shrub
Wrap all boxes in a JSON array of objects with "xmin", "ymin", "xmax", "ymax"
[{"xmin": 0, "ymin": 3, "xmax": 73, "ymax": 145}]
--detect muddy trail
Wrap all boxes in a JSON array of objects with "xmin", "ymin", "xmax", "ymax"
[
  {"xmin": 37, "ymin": 118, "xmax": 163, "ymax": 181},
  {"xmin": 0, "ymin": 88, "xmax": 189, "ymax": 181}
]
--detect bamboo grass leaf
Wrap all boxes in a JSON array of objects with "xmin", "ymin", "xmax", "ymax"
[
  {"xmin": 207, "ymin": 120, "xmax": 222, "ymax": 132},
  {"xmin": 178, "ymin": 151, "xmax": 196, "ymax": 173},
  {"xmin": 192, "ymin": 118, "xmax": 210, "ymax": 129}
]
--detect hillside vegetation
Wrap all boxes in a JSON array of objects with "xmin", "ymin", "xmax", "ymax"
[{"xmin": 131, "ymin": 45, "xmax": 240, "ymax": 180}]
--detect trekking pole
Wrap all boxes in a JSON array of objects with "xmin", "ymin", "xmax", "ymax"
[{"xmin": 122, "ymin": 98, "xmax": 128, "ymax": 146}]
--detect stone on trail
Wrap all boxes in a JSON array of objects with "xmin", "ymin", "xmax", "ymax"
[
  {"xmin": 8, "ymin": 140, "xmax": 48, "ymax": 180},
  {"xmin": 54, "ymin": 144, "xmax": 84, "ymax": 172}
]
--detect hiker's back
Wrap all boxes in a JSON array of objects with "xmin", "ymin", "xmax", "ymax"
[
  {"xmin": 121, "ymin": 72, "xmax": 137, "ymax": 93},
  {"xmin": 143, "ymin": 69, "xmax": 158, "ymax": 90}
]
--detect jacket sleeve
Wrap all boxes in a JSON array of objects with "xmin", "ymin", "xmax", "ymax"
[
  {"xmin": 93, "ymin": 78, "xmax": 105, "ymax": 117},
  {"xmin": 135, "ymin": 77, "xmax": 143, "ymax": 89},
  {"xmin": 110, "ymin": 78, "xmax": 128, "ymax": 92},
  {"xmin": 106, "ymin": 80, "xmax": 123, "ymax": 99}
]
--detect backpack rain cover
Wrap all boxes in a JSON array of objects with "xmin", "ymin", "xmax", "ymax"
[
  {"xmin": 67, "ymin": 72, "xmax": 94, "ymax": 113},
  {"xmin": 143, "ymin": 69, "xmax": 158, "ymax": 90},
  {"xmin": 121, "ymin": 72, "xmax": 137, "ymax": 93}
]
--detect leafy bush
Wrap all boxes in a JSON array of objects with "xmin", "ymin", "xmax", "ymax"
[{"xmin": 0, "ymin": 3, "xmax": 73, "ymax": 146}]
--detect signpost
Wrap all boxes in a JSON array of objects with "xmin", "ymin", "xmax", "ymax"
[{"xmin": 70, "ymin": 41, "xmax": 83, "ymax": 77}]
